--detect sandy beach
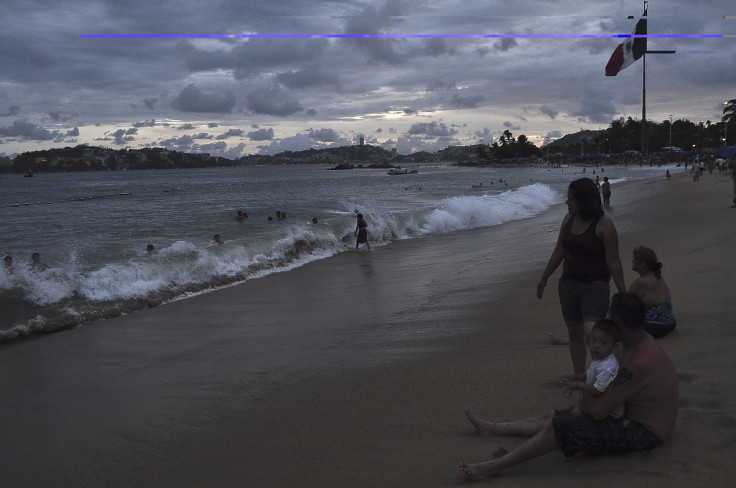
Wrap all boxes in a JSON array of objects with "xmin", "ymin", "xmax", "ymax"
[{"xmin": 2, "ymin": 168, "xmax": 734, "ymax": 487}]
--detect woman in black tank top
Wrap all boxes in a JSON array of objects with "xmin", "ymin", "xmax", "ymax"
[{"xmin": 536, "ymin": 178, "xmax": 626, "ymax": 377}]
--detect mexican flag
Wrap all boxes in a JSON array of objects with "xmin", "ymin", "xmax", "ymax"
[{"xmin": 605, "ymin": 5, "xmax": 647, "ymax": 76}]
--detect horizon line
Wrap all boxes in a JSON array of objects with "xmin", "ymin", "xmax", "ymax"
[{"xmin": 80, "ymin": 33, "xmax": 724, "ymax": 39}]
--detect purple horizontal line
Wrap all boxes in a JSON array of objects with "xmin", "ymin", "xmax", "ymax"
[{"xmin": 79, "ymin": 33, "xmax": 723, "ymax": 39}]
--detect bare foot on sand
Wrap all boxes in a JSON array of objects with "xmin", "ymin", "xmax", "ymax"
[
  {"xmin": 459, "ymin": 461, "xmax": 499, "ymax": 481},
  {"xmin": 464, "ymin": 408, "xmax": 496, "ymax": 437},
  {"xmin": 550, "ymin": 333, "xmax": 570, "ymax": 345}
]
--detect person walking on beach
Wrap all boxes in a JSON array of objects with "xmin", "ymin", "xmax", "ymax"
[
  {"xmin": 601, "ymin": 177, "xmax": 611, "ymax": 207},
  {"xmin": 537, "ymin": 177, "xmax": 625, "ymax": 377},
  {"xmin": 355, "ymin": 213, "xmax": 370, "ymax": 249},
  {"xmin": 459, "ymin": 293, "xmax": 679, "ymax": 481}
]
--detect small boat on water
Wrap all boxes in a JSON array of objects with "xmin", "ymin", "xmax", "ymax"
[
  {"xmin": 24, "ymin": 170, "xmax": 35, "ymax": 177},
  {"xmin": 387, "ymin": 168, "xmax": 418, "ymax": 175}
]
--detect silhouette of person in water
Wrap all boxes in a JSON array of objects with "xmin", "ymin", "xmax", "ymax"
[
  {"xmin": 355, "ymin": 213, "xmax": 370, "ymax": 249},
  {"xmin": 3, "ymin": 255, "xmax": 14, "ymax": 274},
  {"xmin": 214, "ymin": 234, "xmax": 224, "ymax": 245},
  {"xmin": 31, "ymin": 252, "xmax": 50, "ymax": 271},
  {"xmin": 146, "ymin": 244, "xmax": 158, "ymax": 254},
  {"xmin": 601, "ymin": 177, "xmax": 611, "ymax": 207}
]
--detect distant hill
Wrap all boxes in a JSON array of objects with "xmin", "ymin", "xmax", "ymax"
[{"xmin": 544, "ymin": 130, "xmax": 604, "ymax": 149}]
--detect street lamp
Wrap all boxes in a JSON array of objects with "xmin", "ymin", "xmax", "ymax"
[
  {"xmin": 724, "ymin": 101, "xmax": 729, "ymax": 147},
  {"xmin": 668, "ymin": 114, "xmax": 673, "ymax": 148}
]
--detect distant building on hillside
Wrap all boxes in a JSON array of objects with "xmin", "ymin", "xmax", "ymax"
[{"xmin": 359, "ymin": 136, "xmax": 365, "ymax": 146}]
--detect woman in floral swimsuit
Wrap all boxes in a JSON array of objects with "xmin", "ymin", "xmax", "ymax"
[{"xmin": 627, "ymin": 246, "xmax": 676, "ymax": 338}]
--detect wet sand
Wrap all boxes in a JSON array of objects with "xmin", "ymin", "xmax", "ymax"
[{"xmin": 1, "ymin": 168, "xmax": 734, "ymax": 487}]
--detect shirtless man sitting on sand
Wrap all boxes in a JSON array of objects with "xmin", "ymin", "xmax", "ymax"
[{"xmin": 459, "ymin": 292, "xmax": 679, "ymax": 481}]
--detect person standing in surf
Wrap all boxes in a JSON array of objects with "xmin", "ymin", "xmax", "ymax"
[
  {"xmin": 536, "ymin": 177, "xmax": 625, "ymax": 378},
  {"xmin": 354, "ymin": 213, "xmax": 370, "ymax": 250},
  {"xmin": 601, "ymin": 177, "xmax": 611, "ymax": 207}
]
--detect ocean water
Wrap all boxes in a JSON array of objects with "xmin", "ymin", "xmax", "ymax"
[{"xmin": 0, "ymin": 162, "xmax": 672, "ymax": 341}]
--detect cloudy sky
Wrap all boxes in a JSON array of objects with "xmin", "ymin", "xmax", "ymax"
[{"xmin": 1, "ymin": 0, "xmax": 733, "ymax": 158}]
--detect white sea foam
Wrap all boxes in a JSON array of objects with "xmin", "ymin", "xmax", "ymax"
[
  {"xmin": 2, "ymin": 184, "xmax": 561, "ymax": 310},
  {"xmin": 421, "ymin": 183, "xmax": 559, "ymax": 234}
]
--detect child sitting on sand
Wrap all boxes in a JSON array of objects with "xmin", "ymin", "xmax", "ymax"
[{"xmin": 559, "ymin": 319, "xmax": 625, "ymax": 419}]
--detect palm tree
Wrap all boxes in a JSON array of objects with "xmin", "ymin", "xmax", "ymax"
[{"xmin": 723, "ymin": 99, "xmax": 736, "ymax": 124}]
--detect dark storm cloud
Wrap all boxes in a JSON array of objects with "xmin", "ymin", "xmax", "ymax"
[
  {"xmin": 245, "ymin": 86, "xmax": 304, "ymax": 117},
  {"xmin": 143, "ymin": 98, "xmax": 158, "ymax": 110},
  {"xmin": 159, "ymin": 134, "xmax": 195, "ymax": 148},
  {"xmin": 407, "ymin": 121, "xmax": 457, "ymax": 137},
  {"xmin": 133, "ymin": 119, "xmax": 156, "ymax": 128},
  {"xmin": 192, "ymin": 133, "xmax": 213, "ymax": 140},
  {"xmin": 341, "ymin": 3, "xmax": 406, "ymax": 64},
  {"xmin": 411, "ymin": 38, "xmax": 450, "ymax": 57},
  {"xmin": 171, "ymin": 84, "xmax": 236, "ymax": 114},
  {"xmin": 474, "ymin": 127, "xmax": 492, "ymax": 140},
  {"xmin": 426, "ymin": 80, "xmax": 456, "ymax": 92},
  {"xmin": 110, "ymin": 128, "xmax": 137, "ymax": 145},
  {"xmin": 0, "ymin": 120, "xmax": 78, "ymax": 143},
  {"xmin": 573, "ymin": 90, "xmax": 617, "ymax": 124},
  {"xmin": 46, "ymin": 112, "xmax": 76, "ymax": 123},
  {"xmin": 1, "ymin": 106, "xmax": 21, "ymax": 117},
  {"xmin": 540, "ymin": 106, "xmax": 558, "ymax": 119},
  {"xmin": 184, "ymin": 38, "xmax": 330, "ymax": 79},
  {"xmin": 307, "ymin": 128, "xmax": 339, "ymax": 142},
  {"xmin": 494, "ymin": 37, "xmax": 518, "ymax": 52},
  {"xmin": 450, "ymin": 93, "xmax": 485, "ymax": 109},
  {"xmin": 216, "ymin": 128, "xmax": 245, "ymax": 140},
  {"xmin": 275, "ymin": 68, "xmax": 339, "ymax": 90},
  {"xmin": 247, "ymin": 128, "xmax": 275, "ymax": 141}
]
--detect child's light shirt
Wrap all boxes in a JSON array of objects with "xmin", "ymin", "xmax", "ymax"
[{"xmin": 586, "ymin": 353, "xmax": 625, "ymax": 419}]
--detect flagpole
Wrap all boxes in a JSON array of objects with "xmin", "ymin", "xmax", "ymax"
[
  {"xmin": 605, "ymin": 1, "xmax": 674, "ymax": 156},
  {"xmin": 641, "ymin": 52, "xmax": 647, "ymax": 155},
  {"xmin": 641, "ymin": 1, "xmax": 648, "ymax": 156}
]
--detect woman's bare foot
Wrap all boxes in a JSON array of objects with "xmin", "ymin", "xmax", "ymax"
[
  {"xmin": 550, "ymin": 333, "xmax": 570, "ymax": 345},
  {"xmin": 458, "ymin": 461, "xmax": 500, "ymax": 481},
  {"xmin": 464, "ymin": 408, "xmax": 496, "ymax": 437}
]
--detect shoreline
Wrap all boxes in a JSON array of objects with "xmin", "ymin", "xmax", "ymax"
[
  {"xmin": 0, "ymin": 163, "xmax": 670, "ymax": 344},
  {"xmin": 1, "ymin": 169, "xmax": 734, "ymax": 487}
]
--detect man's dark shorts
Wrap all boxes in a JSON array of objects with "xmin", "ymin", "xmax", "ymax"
[{"xmin": 552, "ymin": 406, "xmax": 662, "ymax": 457}]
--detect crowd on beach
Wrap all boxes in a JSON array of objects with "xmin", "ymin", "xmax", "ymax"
[{"xmin": 458, "ymin": 173, "xmax": 694, "ymax": 481}]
